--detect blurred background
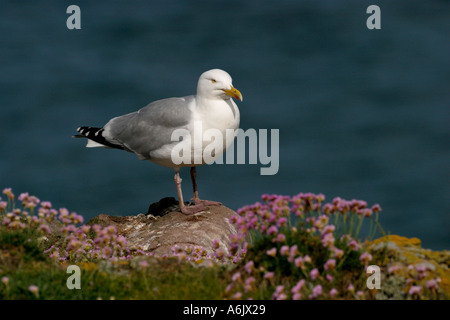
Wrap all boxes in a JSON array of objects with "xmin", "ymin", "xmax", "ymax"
[{"xmin": 0, "ymin": 0, "xmax": 448, "ymax": 249}]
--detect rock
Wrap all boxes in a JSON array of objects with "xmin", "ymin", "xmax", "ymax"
[
  {"xmin": 370, "ymin": 235, "xmax": 450, "ymax": 299},
  {"xmin": 87, "ymin": 204, "xmax": 239, "ymax": 259}
]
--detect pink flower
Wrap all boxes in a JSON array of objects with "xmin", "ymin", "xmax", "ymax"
[
  {"xmin": 40, "ymin": 201, "xmax": 52, "ymax": 209},
  {"xmin": 371, "ymin": 204, "xmax": 382, "ymax": 213},
  {"xmin": 272, "ymin": 285, "xmax": 287, "ymax": 300},
  {"xmin": 294, "ymin": 257, "xmax": 304, "ymax": 268},
  {"xmin": 288, "ymin": 245, "xmax": 298, "ymax": 262},
  {"xmin": 291, "ymin": 279, "xmax": 305, "ymax": 300},
  {"xmin": 18, "ymin": 192, "xmax": 29, "ymax": 202},
  {"xmin": 244, "ymin": 277, "xmax": 255, "ymax": 293},
  {"xmin": 324, "ymin": 259, "xmax": 336, "ymax": 271},
  {"xmin": 274, "ymin": 233, "xmax": 286, "ymax": 243},
  {"xmin": 39, "ymin": 224, "xmax": 51, "ymax": 234},
  {"xmin": 322, "ymin": 203, "xmax": 334, "ymax": 215},
  {"xmin": 266, "ymin": 247, "xmax": 277, "ymax": 257},
  {"xmin": 28, "ymin": 285, "xmax": 39, "ymax": 297},
  {"xmin": 310, "ymin": 268, "xmax": 319, "ymax": 280},
  {"xmin": 292, "ymin": 293, "xmax": 302, "ymax": 300},
  {"xmin": 408, "ymin": 285, "xmax": 422, "ymax": 296},
  {"xmin": 2, "ymin": 188, "xmax": 14, "ymax": 199},
  {"xmin": 264, "ymin": 272, "xmax": 275, "ymax": 281},
  {"xmin": 361, "ymin": 208, "xmax": 373, "ymax": 218},
  {"xmin": 388, "ymin": 265, "xmax": 401, "ymax": 274},
  {"xmin": 266, "ymin": 225, "xmax": 278, "ymax": 236},
  {"xmin": 212, "ymin": 239, "xmax": 220, "ymax": 249},
  {"xmin": 244, "ymin": 261, "xmax": 254, "ymax": 274},
  {"xmin": 232, "ymin": 292, "xmax": 242, "ymax": 299},
  {"xmin": 277, "ymin": 217, "xmax": 288, "ymax": 227},
  {"xmin": 231, "ymin": 272, "xmax": 241, "ymax": 282},
  {"xmin": 1, "ymin": 276, "xmax": 9, "ymax": 286},
  {"xmin": 348, "ymin": 240, "xmax": 359, "ymax": 251},
  {"xmin": 321, "ymin": 233, "xmax": 335, "ymax": 248},
  {"xmin": 280, "ymin": 245, "xmax": 289, "ymax": 256},
  {"xmin": 333, "ymin": 248, "xmax": 344, "ymax": 259},
  {"xmin": 329, "ymin": 288, "xmax": 338, "ymax": 298},
  {"xmin": 359, "ymin": 252, "xmax": 372, "ymax": 264},
  {"xmin": 426, "ymin": 279, "xmax": 439, "ymax": 290},
  {"xmin": 309, "ymin": 285, "xmax": 322, "ymax": 299}
]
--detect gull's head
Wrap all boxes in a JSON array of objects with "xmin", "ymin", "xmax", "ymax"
[{"xmin": 197, "ymin": 69, "xmax": 243, "ymax": 102}]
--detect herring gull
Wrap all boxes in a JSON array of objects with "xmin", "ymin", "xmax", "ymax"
[{"xmin": 74, "ymin": 69, "xmax": 243, "ymax": 214}]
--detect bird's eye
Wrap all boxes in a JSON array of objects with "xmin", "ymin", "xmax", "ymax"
[{"xmin": 211, "ymin": 79, "xmax": 216, "ymax": 83}]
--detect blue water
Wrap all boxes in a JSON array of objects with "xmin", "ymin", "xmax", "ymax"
[{"xmin": 0, "ymin": 1, "xmax": 449, "ymax": 250}]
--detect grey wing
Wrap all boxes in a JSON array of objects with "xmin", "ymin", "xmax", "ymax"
[{"xmin": 103, "ymin": 96, "xmax": 194, "ymax": 159}]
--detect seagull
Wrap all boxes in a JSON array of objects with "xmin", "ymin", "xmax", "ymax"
[{"xmin": 74, "ymin": 69, "xmax": 243, "ymax": 215}]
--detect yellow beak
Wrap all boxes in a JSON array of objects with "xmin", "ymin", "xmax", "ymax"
[{"xmin": 222, "ymin": 86, "xmax": 243, "ymax": 102}]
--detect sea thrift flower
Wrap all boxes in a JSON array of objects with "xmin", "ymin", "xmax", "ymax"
[
  {"xmin": 371, "ymin": 204, "xmax": 382, "ymax": 213},
  {"xmin": 310, "ymin": 268, "xmax": 319, "ymax": 280},
  {"xmin": 232, "ymin": 292, "xmax": 242, "ymax": 299},
  {"xmin": 347, "ymin": 284, "xmax": 355, "ymax": 293},
  {"xmin": 3, "ymin": 188, "xmax": 14, "ymax": 199},
  {"xmin": 39, "ymin": 224, "xmax": 51, "ymax": 234},
  {"xmin": 359, "ymin": 252, "xmax": 372, "ymax": 264},
  {"xmin": 264, "ymin": 272, "xmax": 275, "ymax": 282},
  {"xmin": 288, "ymin": 245, "xmax": 299, "ymax": 262},
  {"xmin": 244, "ymin": 261, "xmax": 254, "ymax": 274},
  {"xmin": 408, "ymin": 285, "xmax": 422, "ymax": 296},
  {"xmin": 348, "ymin": 240, "xmax": 359, "ymax": 251},
  {"xmin": 266, "ymin": 225, "xmax": 278, "ymax": 236},
  {"xmin": 1, "ymin": 276, "xmax": 9, "ymax": 286},
  {"xmin": 277, "ymin": 217, "xmax": 288, "ymax": 227},
  {"xmin": 212, "ymin": 239, "xmax": 220, "ymax": 249},
  {"xmin": 388, "ymin": 265, "xmax": 401, "ymax": 274},
  {"xmin": 274, "ymin": 233, "xmax": 286, "ymax": 243},
  {"xmin": 321, "ymin": 233, "xmax": 335, "ymax": 248},
  {"xmin": 244, "ymin": 277, "xmax": 255, "ymax": 293},
  {"xmin": 333, "ymin": 248, "xmax": 344, "ymax": 259},
  {"xmin": 426, "ymin": 279, "xmax": 439, "ymax": 290},
  {"xmin": 324, "ymin": 259, "xmax": 336, "ymax": 271},
  {"xmin": 291, "ymin": 279, "xmax": 305, "ymax": 299},
  {"xmin": 294, "ymin": 257, "xmax": 305, "ymax": 268},
  {"xmin": 28, "ymin": 285, "xmax": 39, "ymax": 297},
  {"xmin": 272, "ymin": 285, "xmax": 287, "ymax": 300},
  {"xmin": 309, "ymin": 285, "xmax": 322, "ymax": 299},
  {"xmin": 266, "ymin": 247, "xmax": 277, "ymax": 257},
  {"xmin": 329, "ymin": 288, "xmax": 338, "ymax": 298},
  {"xmin": 225, "ymin": 283, "xmax": 234, "ymax": 293},
  {"xmin": 0, "ymin": 201, "xmax": 7, "ymax": 212},
  {"xmin": 232, "ymin": 272, "xmax": 241, "ymax": 283},
  {"xmin": 280, "ymin": 245, "xmax": 289, "ymax": 257}
]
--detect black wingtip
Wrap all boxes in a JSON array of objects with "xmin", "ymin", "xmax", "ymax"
[{"xmin": 74, "ymin": 126, "xmax": 125, "ymax": 150}]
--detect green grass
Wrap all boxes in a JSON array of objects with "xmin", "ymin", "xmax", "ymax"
[{"xmin": 0, "ymin": 232, "xmax": 229, "ymax": 300}]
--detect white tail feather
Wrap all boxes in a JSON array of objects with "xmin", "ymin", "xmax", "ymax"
[{"xmin": 86, "ymin": 139, "xmax": 109, "ymax": 148}]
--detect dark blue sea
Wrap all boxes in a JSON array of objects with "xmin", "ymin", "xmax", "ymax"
[{"xmin": 0, "ymin": 0, "xmax": 448, "ymax": 250}]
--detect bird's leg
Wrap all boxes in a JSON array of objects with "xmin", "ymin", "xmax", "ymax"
[
  {"xmin": 190, "ymin": 167, "xmax": 222, "ymax": 206},
  {"xmin": 174, "ymin": 170, "xmax": 207, "ymax": 215}
]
